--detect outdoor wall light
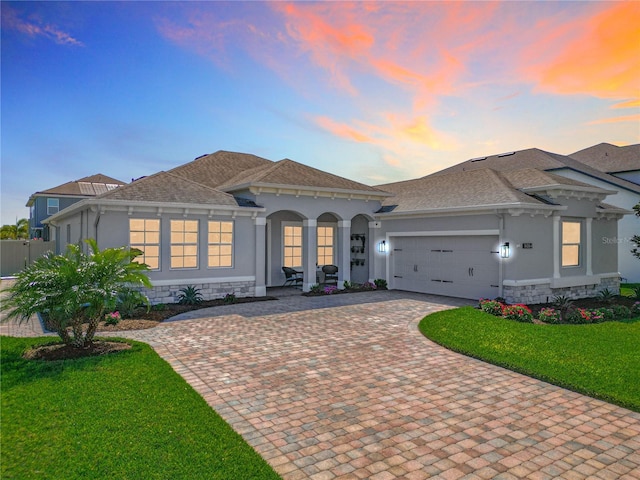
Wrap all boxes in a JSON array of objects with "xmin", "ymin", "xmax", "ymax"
[
  {"xmin": 500, "ymin": 242, "xmax": 510, "ymax": 258},
  {"xmin": 378, "ymin": 240, "xmax": 388, "ymax": 253}
]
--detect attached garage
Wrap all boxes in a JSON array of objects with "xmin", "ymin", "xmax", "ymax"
[{"xmin": 390, "ymin": 235, "xmax": 500, "ymax": 300}]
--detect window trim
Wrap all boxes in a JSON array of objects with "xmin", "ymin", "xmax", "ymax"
[
  {"xmin": 47, "ymin": 198, "xmax": 59, "ymax": 215},
  {"xmin": 207, "ymin": 220, "xmax": 234, "ymax": 269},
  {"xmin": 282, "ymin": 221, "xmax": 303, "ymax": 269},
  {"xmin": 317, "ymin": 222, "xmax": 336, "ymax": 266},
  {"xmin": 129, "ymin": 218, "xmax": 161, "ymax": 271},
  {"xmin": 170, "ymin": 219, "xmax": 199, "ymax": 270},
  {"xmin": 561, "ymin": 220, "xmax": 581, "ymax": 268}
]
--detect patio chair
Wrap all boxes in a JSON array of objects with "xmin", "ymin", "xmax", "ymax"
[
  {"xmin": 322, "ymin": 265, "xmax": 339, "ymax": 286},
  {"xmin": 282, "ymin": 267, "xmax": 303, "ymax": 288}
]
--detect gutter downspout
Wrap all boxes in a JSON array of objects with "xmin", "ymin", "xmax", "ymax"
[
  {"xmin": 94, "ymin": 211, "xmax": 101, "ymax": 247},
  {"xmin": 498, "ymin": 211, "xmax": 505, "ymax": 299}
]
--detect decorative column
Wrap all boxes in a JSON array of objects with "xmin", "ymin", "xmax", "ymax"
[
  {"xmin": 254, "ymin": 217, "xmax": 267, "ymax": 297},
  {"xmin": 586, "ymin": 217, "xmax": 593, "ymax": 276},
  {"xmin": 337, "ymin": 220, "xmax": 351, "ymax": 287},
  {"xmin": 553, "ymin": 214, "xmax": 560, "ymax": 279},
  {"xmin": 302, "ymin": 219, "xmax": 317, "ymax": 292}
]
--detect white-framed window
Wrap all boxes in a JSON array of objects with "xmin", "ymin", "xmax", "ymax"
[
  {"xmin": 208, "ymin": 220, "xmax": 233, "ymax": 268},
  {"xmin": 562, "ymin": 220, "xmax": 581, "ymax": 267},
  {"xmin": 170, "ymin": 220, "xmax": 198, "ymax": 269},
  {"xmin": 129, "ymin": 219, "xmax": 160, "ymax": 270},
  {"xmin": 317, "ymin": 225, "xmax": 334, "ymax": 266},
  {"xmin": 47, "ymin": 198, "xmax": 59, "ymax": 215},
  {"xmin": 283, "ymin": 223, "xmax": 302, "ymax": 268}
]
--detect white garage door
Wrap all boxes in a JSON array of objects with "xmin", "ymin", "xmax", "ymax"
[{"xmin": 391, "ymin": 236, "xmax": 500, "ymax": 300}]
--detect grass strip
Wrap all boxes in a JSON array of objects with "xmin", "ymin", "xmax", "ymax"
[
  {"xmin": 419, "ymin": 307, "xmax": 640, "ymax": 412},
  {"xmin": 1, "ymin": 336, "xmax": 281, "ymax": 480}
]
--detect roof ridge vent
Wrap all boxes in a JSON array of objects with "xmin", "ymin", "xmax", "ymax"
[
  {"xmin": 498, "ymin": 151, "xmax": 515, "ymax": 157},
  {"xmin": 470, "ymin": 156, "xmax": 487, "ymax": 162}
]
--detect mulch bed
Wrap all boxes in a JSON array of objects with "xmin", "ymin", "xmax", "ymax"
[
  {"xmin": 526, "ymin": 295, "xmax": 637, "ymax": 317},
  {"xmin": 24, "ymin": 341, "xmax": 131, "ymax": 361}
]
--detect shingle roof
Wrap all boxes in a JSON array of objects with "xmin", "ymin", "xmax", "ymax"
[
  {"xmin": 377, "ymin": 168, "xmax": 545, "ymax": 213},
  {"xmin": 34, "ymin": 174, "xmax": 126, "ymax": 196},
  {"xmin": 219, "ymin": 158, "xmax": 388, "ymax": 194},
  {"xmin": 433, "ymin": 147, "xmax": 640, "ymax": 194},
  {"xmin": 569, "ymin": 143, "xmax": 640, "ymax": 174},
  {"xmin": 169, "ymin": 150, "xmax": 273, "ymax": 189},
  {"xmin": 500, "ymin": 168, "xmax": 607, "ymax": 191},
  {"xmin": 97, "ymin": 171, "xmax": 239, "ymax": 206}
]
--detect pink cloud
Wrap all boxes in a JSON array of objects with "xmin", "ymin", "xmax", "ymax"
[
  {"xmin": 2, "ymin": 6, "xmax": 83, "ymax": 47},
  {"xmin": 587, "ymin": 114, "xmax": 640, "ymax": 125}
]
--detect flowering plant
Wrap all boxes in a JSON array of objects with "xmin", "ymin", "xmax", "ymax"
[
  {"xmin": 502, "ymin": 304, "xmax": 533, "ymax": 323},
  {"xmin": 568, "ymin": 308, "xmax": 604, "ymax": 324},
  {"xmin": 479, "ymin": 299, "xmax": 505, "ymax": 316},
  {"xmin": 362, "ymin": 282, "xmax": 377, "ymax": 290},
  {"xmin": 104, "ymin": 311, "xmax": 122, "ymax": 325},
  {"xmin": 323, "ymin": 285, "xmax": 339, "ymax": 295},
  {"xmin": 537, "ymin": 307, "xmax": 560, "ymax": 324}
]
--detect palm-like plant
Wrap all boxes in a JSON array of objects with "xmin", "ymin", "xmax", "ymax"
[
  {"xmin": 0, "ymin": 218, "xmax": 29, "ymax": 240},
  {"xmin": 1, "ymin": 239, "xmax": 152, "ymax": 348}
]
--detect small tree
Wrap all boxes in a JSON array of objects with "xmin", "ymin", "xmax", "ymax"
[
  {"xmin": 0, "ymin": 218, "xmax": 29, "ymax": 240},
  {"xmin": 631, "ymin": 202, "xmax": 640, "ymax": 260},
  {"xmin": 1, "ymin": 239, "xmax": 152, "ymax": 348}
]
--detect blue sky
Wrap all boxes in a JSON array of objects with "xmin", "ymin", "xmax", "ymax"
[{"xmin": 2, "ymin": 1, "xmax": 638, "ymax": 226}]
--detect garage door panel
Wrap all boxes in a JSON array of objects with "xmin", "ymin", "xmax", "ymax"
[{"xmin": 391, "ymin": 235, "xmax": 499, "ymax": 300}]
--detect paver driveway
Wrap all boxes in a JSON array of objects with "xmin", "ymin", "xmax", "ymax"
[{"xmin": 97, "ymin": 292, "xmax": 640, "ymax": 478}]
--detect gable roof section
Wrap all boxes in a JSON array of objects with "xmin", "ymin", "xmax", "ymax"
[
  {"xmin": 376, "ymin": 168, "xmax": 549, "ymax": 214},
  {"xmin": 569, "ymin": 143, "xmax": 640, "ymax": 174},
  {"xmin": 168, "ymin": 150, "xmax": 273, "ymax": 189},
  {"xmin": 219, "ymin": 158, "xmax": 390, "ymax": 196},
  {"xmin": 433, "ymin": 147, "xmax": 640, "ymax": 194},
  {"xmin": 500, "ymin": 168, "xmax": 612, "ymax": 193},
  {"xmin": 96, "ymin": 171, "xmax": 239, "ymax": 206}
]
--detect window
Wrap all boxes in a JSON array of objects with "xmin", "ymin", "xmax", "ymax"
[
  {"xmin": 562, "ymin": 221, "xmax": 581, "ymax": 267},
  {"xmin": 129, "ymin": 219, "xmax": 160, "ymax": 270},
  {"xmin": 317, "ymin": 226, "xmax": 334, "ymax": 266},
  {"xmin": 170, "ymin": 220, "xmax": 198, "ymax": 269},
  {"xmin": 208, "ymin": 221, "xmax": 233, "ymax": 268},
  {"xmin": 283, "ymin": 224, "xmax": 302, "ymax": 268},
  {"xmin": 47, "ymin": 198, "xmax": 59, "ymax": 215}
]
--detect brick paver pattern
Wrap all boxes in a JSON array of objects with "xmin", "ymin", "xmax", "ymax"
[{"xmin": 4, "ymin": 288, "xmax": 640, "ymax": 479}]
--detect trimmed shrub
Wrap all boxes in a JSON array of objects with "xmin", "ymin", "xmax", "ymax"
[
  {"xmin": 632, "ymin": 302, "xmax": 640, "ymax": 316},
  {"xmin": 538, "ymin": 307, "xmax": 561, "ymax": 324},
  {"xmin": 611, "ymin": 304, "xmax": 631, "ymax": 319},
  {"xmin": 479, "ymin": 299, "xmax": 504, "ymax": 316},
  {"xmin": 374, "ymin": 279, "xmax": 388, "ymax": 289}
]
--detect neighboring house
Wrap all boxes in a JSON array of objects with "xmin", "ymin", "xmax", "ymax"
[
  {"xmin": 44, "ymin": 148, "xmax": 628, "ymax": 305},
  {"xmin": 433, "ymin": 147, "xmax": 640, "ymax": 282},
  {"xmin": 26, "ymin": 174, "xmax": 126, "ymax": 241}
]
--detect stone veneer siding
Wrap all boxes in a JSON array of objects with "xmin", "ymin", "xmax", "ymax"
[
  {"xmin": 503, "ymin": 275, "xmax": 620, "ymax": 305},
  {"xmin": 137, "ymin": 280, "xmax": 256, "ymax": 305}
]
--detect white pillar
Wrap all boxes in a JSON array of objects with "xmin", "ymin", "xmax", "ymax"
[
  {"xmin": 254, "ymin": 217, "xmax": 267, "ymax": 297},
  {"xmin": 337, "ymin": 220, "xmax": 351, "ymax": 287},
  {"xmin": 553, "ymin": 214, "xmax": 561, "ymax": 278},
  {"xmin": 586, "ymin": 217, "xmax": 593, "ymax": 276},
  {"xmin": 368, "ymin": 221, "xmax": 380, "ymax": 283},
  {"xmin": 302, "ymin": 219, "xmax": 317, "ymax": 292}
]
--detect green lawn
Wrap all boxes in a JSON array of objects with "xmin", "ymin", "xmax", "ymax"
[
  {"xmin": 621, "ymin": 282, "xmax": 640, "ymax": 297},
  {"xmin": 1, "ymin": 336, "xmax": 280, "ymax": 480},
  {"xmin": 419, "ymin": 307, "xmax": 640, "ymax": 412}
]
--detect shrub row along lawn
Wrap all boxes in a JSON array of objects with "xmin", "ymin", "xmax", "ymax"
[
  {"xmin": 419, "ymin": 307, "xmax": 640, "ymax": 412},
  {"xmin": 1, "ymin": 336, "xmax": 280, "ymax": 480}
]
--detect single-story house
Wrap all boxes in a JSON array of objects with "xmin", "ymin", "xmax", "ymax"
[{"xmin": 43, "ymin": 148, "xmax": 629, "ymax": 304}]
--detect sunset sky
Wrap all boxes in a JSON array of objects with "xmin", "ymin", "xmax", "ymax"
[{"xmin": 2, "ymin": 1, "xmax": 639, "ymax": 225}]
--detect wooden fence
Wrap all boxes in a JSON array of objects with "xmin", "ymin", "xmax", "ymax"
[{"xmin": 0, "ymin": 240, "xmax": 56, "ymax": 277}]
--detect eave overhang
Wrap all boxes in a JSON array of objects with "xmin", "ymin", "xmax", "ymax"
[
  {"xmin": 374, "ymin": 202, "xmax": 565, "ymax": 220},
  {"xmin": 43, "ymin": 198, "xmax": 265, "ymax": 226},
  {"xmin": 220, "ymin": 182, "xmax": 393, "ymax": 201}
]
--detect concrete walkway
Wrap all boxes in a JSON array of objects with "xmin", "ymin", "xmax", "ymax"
[{"xmin": 3, "ymin": 289, "xmax": 640, "ymax": 478}]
